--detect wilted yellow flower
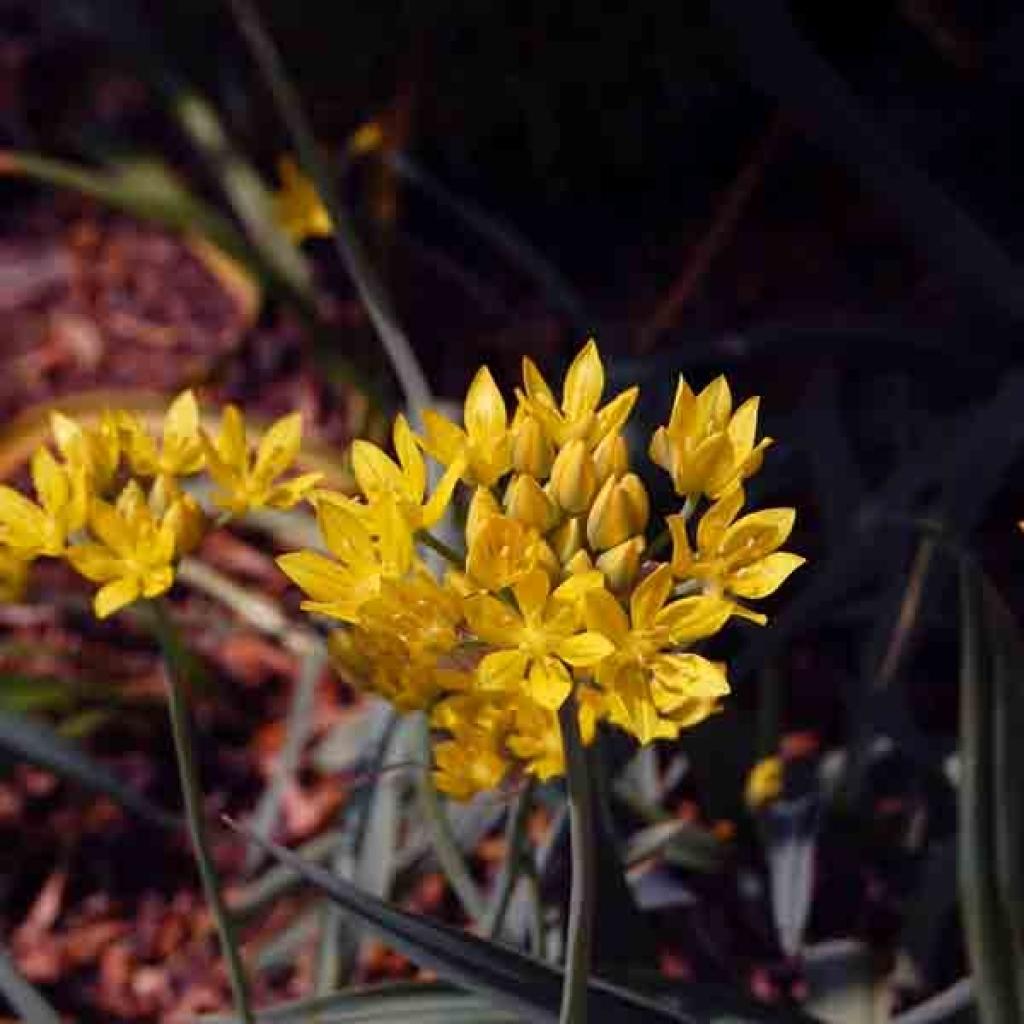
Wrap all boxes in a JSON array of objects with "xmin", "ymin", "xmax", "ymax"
[
  {"xmin": 201, "ymin": 406, "xmax": 321, "ymax": 517},
  {"xmin": 273, "ymin": 156, "xmax": 332, "ymax": 242},
  {"xmin": 745, "ymin": 755, "xmax": 784, "ymax": 809},
  {"xmin": 350, "ymin": 414, "xmax": 462, "ymax": 530},
  {"xmin": 465, "ymin": 568, "xmax": 611, "ymax": 710},
  {"xmin": 650, "ymin": 376, "xmax": 771, "ymax": 500},
  {"xmin": 119, "ymin": 390, "xmax": 205, "ymax": 481},
  {"xmin": 0, "ymin": 545, "xmax": 29, "ymax": 603},
  {"xmin": 669, "ymin": 487, "xmax": 804, "ymax": 623},
  {"xmin": 584, "ymin": 565, "xmax": 732, "ymax": 743},
  {"xmin": 518, "ymin": 339, "xmax": 637, "ymax": 449},
  {"xmin": 277, "ymin": 495, "xmax": 413, "ymax": 623},
  {"xmin": 420, "ymin": 367, "xmax": 513, "ymax": 486},
  {"xmin": 0, "ymin": 447, "xmax": 88, "ymax": 558},
  {"xmin": 66, "ymin": 481, "xmax": 180, "ymax": 618}
]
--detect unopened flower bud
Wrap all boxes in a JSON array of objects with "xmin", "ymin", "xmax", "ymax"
[
  {"xmin": 593, "ymin": 431, "xmax": 629, "ymax": 482},
  {"xmin": 505, "ymin": 474, "xmax": 557, "ymax": 531},
  {"xmin": 586, "ymin": 473, "xmax": 649, "ymax": 551},
  {"xmin": 165, "ymin": 494, "xmax": 206, "ymax": 555},
  {"xmin": 512, "ymin": 416, "xmax": 554, "ymax": 478},
  {"xmin": 549, "ymin": 439, "xmax": 597, "ymax": 515},
  {"xmin": 596, "ymin": 535, "xmax": 644, "ymax": 590},
  {"xmin": 563, "ymin": 549, "xmax": 594, "ymax": 576},
  {"xmin": 467, "ymin": 486, "xmax": 501, "ymax": 547},
  {"xmin": 550, "ymin": 516, "xmax": 584, "ymax": 563}
]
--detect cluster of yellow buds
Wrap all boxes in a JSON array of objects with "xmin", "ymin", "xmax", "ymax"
[
  {"xmin": 279, "ymin": 341, "xmax": 804, "ymax": 799},
  {"xmin": 0, "ymin": 393, "xmax": 319, "ymax": 618}
]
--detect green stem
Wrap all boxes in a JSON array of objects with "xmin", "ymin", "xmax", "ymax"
[
  {"xmin": 416, "ymin": 529, "xmax": 465, "ymax": 570},
  {"xmin": 558, "ymin": 690, "xmax": 594, "ymax": 1024},
  {"xmin": 645, "ymin": 494, "xmax": 698, "ymax": 561},
  {"xmin": 150, "ymin": 600, "xmax": 254, "ymax": 1024},
  {"xmin": 485, "ymin": 778, "xmax": 535, "ymax": 939},
  {"xmin": 414, "ymin": 715, "xmax": 487, "ymax": 922}
]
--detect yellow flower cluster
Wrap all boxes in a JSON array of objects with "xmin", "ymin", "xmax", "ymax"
[
  {"xmin": 0, "ymin": 394, "xmax": 318, "ymax": 618},
  {"xmin": 279, "ymin": 341, "xmax": 804, "ymax": 799}
]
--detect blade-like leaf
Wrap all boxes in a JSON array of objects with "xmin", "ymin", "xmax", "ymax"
[
  {"xmin": 0, "ymin": 710, "xmax": 174, "ymax": 828},
  {"xmin": 892, "ymin": 979, "xmax": 974, "ymax": 1024},
  {"xmin": 0, "ymin": 949, "xmax": 62, "ymax": 1024},
  {"xmin": 228, "ymin": 821, "xmax": 700, "ymax": 1024}
]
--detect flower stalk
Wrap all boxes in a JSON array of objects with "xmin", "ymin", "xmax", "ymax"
[
  {"xmin": 150, "ymin": 599, "xmax": 254, "ymax": 1024},
  {"xmin": 558, "ymin": 688, "xmax": 595, "ymax": 1024}
]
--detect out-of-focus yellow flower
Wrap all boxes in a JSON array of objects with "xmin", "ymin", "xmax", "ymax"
[
  {"xmin": 466, "ymin": 568, "xmax": 611, "ymax": 710},
  {"xmin": 433, "ymin": 726, "xmax": 510, "ymax": 801},
  {"xmin": 273, "ymin": 156, "xmax": 332, "ymax": 243},
  {"xmin": 277, "ymin": 496, "xmax": 413, "ymax": 623},
  {"xmin": 66, "ymin": 481, "xmax": 180, "ymax": 618},
  {"xmin": 0, "ymin": 545, "xmax": 29, "ymax": 602},
  {"xmin": 584, "ymin": 565, "xmax": 732, "ymax": 743},
  {"xmin": 420, "ymin": 368, "xmax": 513, "ymax": 487},
  {"xmin": 518, "ymin": 339, "xmax": 637, "ymax": 450},
  {"xmin": 669, "ymin": 487, "xmax": 804, "ymax": 623},
  {"xmin": 650, "ymin": 376, "xmax": 771, "ymax": 500},
  {"xmin": 350, "ymin": 414, "xmax": 462, "ymax": 530},
  {"xmin": 119, "ymin": 390, "xmax": 205, "ymax": 481},
  {"xmin": 0, "ymin": 447, "xmax": 88, "ymax": 558},
  {"xmin": 745, "ymin": 755, "xmax": 783, "ymax": 809},
  {"xmin": 50, "ymin": 410, "xmax": 120, "ymax": 493},
  {"xmin": 201, "ymin": 406, "xmax": 321, "ymax": 517}
]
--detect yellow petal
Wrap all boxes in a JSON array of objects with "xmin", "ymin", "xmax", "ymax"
[
  {"xmin": 649, "ymin": 654, "xmax": 729, "ymax": 714},
  {"xmin": 266, "ymin": 472, "xmax": 323, "ymax": 509},
  {"xmin": 253, "ymin": 412, "xmax": 302, "ymax": 486},
  {"xmin": 513, "ymin": 568, "xmax": 550, "ymax": 621},
  {"xmin": 728, "ymin": 552, "xmax": 805, "ymax": 599},
  {"xmin": 276, "ymin": 550, "xmax": 356, "ymax": 603},
  {"xmin": 66, "ymin": 543, "xmax": 123, "ymax": 583},
  {"xmin": 466, "ymin": 486, "xmax": 501, "ymax": 547},
  {"xmin": 527, "ymin": 657, "xmax": 571, "ymax": 710},
  {"xmin": 695, "ymin": 375, "xmax": 732, "ymax": 434},
  {"xmin": 317, "ymin": 499, "xmax": 375, "ymax": 564},
  {"xmin": 595, "ymin": 536, "xmax": 643, "ymax": 591},
  {"xmin": 465, "ymin": 593, "xmax": 523, "ymax": 646},
  {"xmin": 593, "ymin": 431, "xmax": 629, "ymax": 482},
  {"xmin": 352, "ymin": 440, "xmax": 407, "ymax": 502},
  {"xmin": 393, "ymin": 414, "xmax": 426, "ymax": 499},
  {"xmin": 420, "ymin": 410, "xmax": 467, "ymax": 467},
  {"xmin": 375, "ymin": 497, "xmax": 414, "ymax": 577},
  {"xmin": 655, "ymin": 594, "xmax": 733, "ymax": 643},
  {"xmin": 667, "ymin": 514, "xmax": 694, "ymax": 577},
  {"xmin": 727, "ymin": 396, "xmax": 760, "ymax": 461},
  {"xmin": 666, "ymin": 376, "xmax": 697, "ymax": 435},
  {"xmin": 478, "ymin": 649, "xmax": 529, "ymax": 690},
  {"xmin": 630, "ymin": 563, "xmax": 672, "ymax": 629},
  {"xmin": 697, "ymin": 486, "xmax": 745, "ymax": 553},
  {"xmin": 89, "ymin": 499, "xmax": 132, "ymax": 557},
  {"xmin": 549, "ymin": 439, "xmax": 597, "ymax": 515},
  {"xmin": 555, "ymin": 631, "xmax": 614, "ymax": 667},
  {"xmin": 561, "ymin": 339, "xmax": 604, "ymax": 421},
  {"xmin": 505, "ymin": 474, "xmax": 556, "ymax": 531},
  {"xmin": 720, "ymin": 508, "xmax": 796, "ymax": 565},
  {"xmin": 584, "ymin": 588, "xmax": 630, "ymax": 642},
  {"xmin": 512, "ymin": 415, "xmax": 554, "ymax": 478},
  {"xmin": 31, "ymin": 448, "xmax": 69, "ymax": 518},
  {"xmin": 521, "ymin": 356, "xmax": 556, "ymax": 409},
  {"xmin": 164, "ymin": 390, "xmax": 200, "ymax": 453},
  {"xmin": 420, "ymin": 455, "xmax": 465, "ymax": 529},
  {"xmin": 672, "ymin": 433, "xmax": 730, "ymax": 496},
  {"xmin": 0, "ymin": 486, "xmax": 48, "ymax": 552},
  {"xmin": 593, "ymin": 386, "xmax": 638, "ymax": 446},
  {"xmin": 142, "ymin": 566, "xmax": 175, "ymax": 598},
  {"xmin": 94, "ymin": 576, "xmax": 141, "ymax": 619},
  {"xmin": 464, "ymin": 367, "xmax": 508, "ymax": 443}
]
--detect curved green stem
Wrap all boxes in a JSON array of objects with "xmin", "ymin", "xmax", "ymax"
[
  {"xmin": 416, "ymin": 529, "xmax": 465, "ymax": 570},
  {"xmin": 150, "ymin": 601, "xmax": 254, "ymax": 1023},
  {"xmin": 485, "ymin": 778, "xmax": 535, "ymax": 939},
  {"xmin": 558, "ymin": 690, "xmax": 594, "ymax": 1024},
  {"xmin": 414, "ymin": 715, "xmax": 487, "ymax": 922}
]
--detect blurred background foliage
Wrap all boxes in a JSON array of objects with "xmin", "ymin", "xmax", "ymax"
[{"xmin": 1, "ymin": 0, "xmax": 1023, "ymax": 1022}]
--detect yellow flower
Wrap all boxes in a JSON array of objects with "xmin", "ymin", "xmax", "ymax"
[
  {"xmin": 0, "ymin": 545, "xmax": 29, "ymax": 603},
  {"xmin": 518, "ymin": 339, "xmax": 637, "ymax": 449},
  {"xmin": 273, "ymin": 156, "xmax": 332, "ymax": 242},
  {"xmin": 119, "ymin": 390, "xmax": 205, "ymax": 480},
  {"xmin": 548, "ymin": 439, "xmax": 598, "ymax": 515},
  {"xmin": 586, "ymin": 473, "xmax": 649, "ymax": 551},
  {"xmin": 506, "ymin": 690, "xmax": 604, "ymax": 781},
  {"xmin": 669, "ymin": 487, "xmax": 804, "ymax": 623},
  {"xmin": 0, "ymin": 447, "xmax": 88, "ymax": 558},
  {"xmin": 464, "ymin": 513, "xmax": 556, "ymax": 593},
  {"xmin": 351, "ymin": 414, "xmax": 463, "ymax": 530},
  {"xmin": 420, "ymin": 367, "xmax": 513, "ymax": 487},
  {"xmin": 584, "ymin": 565, "xmax": 732, "ymax": 743},
  {"xmin": 66, "ymin": 481, "xmax": 180, "ymax": 618},
  {"xmin": 276, "ymin": 495, "xmax": 413, "ymax": 623},
  {"xmin": 465, "ymin": 568, "xmax": 612, "ymax": 710},
  {"xmin": 504, "ymin": 473, "xmax": 558, "ymax": 532},
  {"xmin": 745, "ymin": 755, "xmax": 783, "ymax": 809},
  {"xmin": 433, "ymin": 728, "xmax": 510, "ymax": 800},
  {"xmin": 511, "ymin": 414, "xmax": 555, "ymax": 478},
  {"xmin": 649, "ymin": 376, "xmax": 771, "ymax": 499},
  {"xmin": 201, "ymin": 406, "xmax": 321, "ymax": 517},
  {"xmin": 50, "ymin": 410, "xmax": 120, "ymax": 493}
]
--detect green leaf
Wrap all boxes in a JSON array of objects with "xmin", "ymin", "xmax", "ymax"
[
  {"xmin": 0, "ymin": 674, "xmax": 77, "ymax": 714},
  {"xmin": 200, "ymin": 980, "xmax": 518, "ymax": 1023},
  {"xmin": 228, "ymin": 821, "xmax": 699, "ymax": 1024},
  {"xmin": 0, "ymin": 949, "xmax": 62, "ymax": 1024},
  {"xmin": 0, "ymin": 710, "xmax": 174, "ymax": 828}
]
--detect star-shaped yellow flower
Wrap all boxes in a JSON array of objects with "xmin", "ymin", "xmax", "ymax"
[
  {"xmin": 518, "ymin": 339, "xmax": 638, "ymax": 449},
  {"xmin": 50, "ymin": 410, "xmax": 121, "ymax": 493},
  {"xmin": 119, "ymin": 390, "xmax": 205, "ymax": 481},
  {"xmin": 669, "ymin": 487, "xmax": 804, "ymax": 623},
  {"xmin": 201, "ymin": 406, "xmax": 321, "ymax": 517},
  {"xmin": 465, "ymin": 568, "xmax": 612, "ymax": 710}
]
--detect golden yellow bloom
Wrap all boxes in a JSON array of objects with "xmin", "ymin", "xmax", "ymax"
[
  {"xmin": 669, "ymin": 487, "xmax": 804, "ymax": 623},
  {"xmin": 745, "ymin": 755, "xmax": 784, "ymax": 809},
  {"xmin": 650, "ymin": 376, "xmax": 771, "ymax": 500},
  {"xmin": 273, "ymin": 156, "xmax": 332, "ymax": 242},
  {"xmin": 584, "ymin": 565, "xmax": 732, "ymax": 743},
  {"xmin": 464, "ymin": 513, "xmax": 556, "ymax": 593},
  {"xmin": 0, "ymin": 447, "xmax": 88, "ymax": 558},
  {"xmin": 350, "ymin": 414, "xmax": 462, "ymax": 530},
  {"xmin": 277, "ymin": 495, "xmax": 413, "ymax": 623},
  {"xmin": 466, "ymin": 568, "xmax": 612, "ymax": 710},
  {"xmin": 0, "ymin": 545, "xmax": 29, "ymax": 603},
  {"xmin": 201, "ymin": 406, "xmax": 321, "ymax": 517},
  {"xmin": 66, "ymin": 481, "xmax": 180, "ymax": 618},
  {"xmin": 519, "ymin": 339, "xmax": 638, "ymax": 450},
  {"xmin": 420, "ymin": 367, "xmax": 513, "ymax": 487},
  {"xmin": 506, "ymin": 690, "xmax": 603, "ymax": 781},
  {"xmin": 119, "ymin": 390, "xmax": 205, "ymax": 481},
  {"xmin": 433, "ymin": 727, "xmax": 509, "ymax": 800},
  {"xmin": 50, "ymin": 410, "xmax": 120, "ymax": 493}
]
